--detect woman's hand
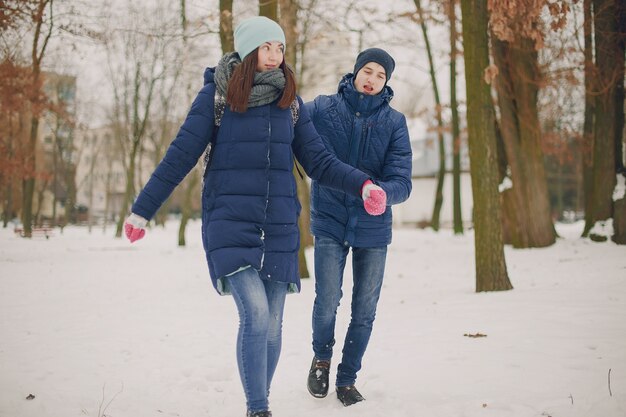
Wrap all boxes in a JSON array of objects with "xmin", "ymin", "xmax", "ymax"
[{"xmin": 124, "ymin": 213, "xmax": 148, "ymax": 243}]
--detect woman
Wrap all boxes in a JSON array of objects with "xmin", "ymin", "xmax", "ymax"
[{"xmin": 123, "ymin": 16, "xmax": 386, "ymax": 417}]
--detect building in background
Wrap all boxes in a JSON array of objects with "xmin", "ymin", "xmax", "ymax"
[
  {"xmin": 75, "ymin": 119, "xmax": 200, "ymax": 226},
  {"xmin": 74, "ymin": 125, "xmax": 126, "ymax": 225}
]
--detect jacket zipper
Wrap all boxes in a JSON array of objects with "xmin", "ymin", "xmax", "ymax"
[{"xmin": 260, "ymin": 120, "xmax": 272, "ymax": 269}]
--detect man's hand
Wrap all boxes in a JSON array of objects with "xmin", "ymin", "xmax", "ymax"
[{"xmin": 361, "ymin": 180, "xmax": 387, "ymax": 216}]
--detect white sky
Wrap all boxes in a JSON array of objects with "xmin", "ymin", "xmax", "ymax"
[{"xmin": 43, "ymin": 0, "xmax": 454, "ymax": 130}]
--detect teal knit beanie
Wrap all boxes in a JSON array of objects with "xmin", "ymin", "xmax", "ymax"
[
  {"xmin": 234, "ymin": 16, "xmax": 286, "ymax": 61},
  {"xmin": 353, "ymin": 47, "xmax": 396, "ymax": 83}
]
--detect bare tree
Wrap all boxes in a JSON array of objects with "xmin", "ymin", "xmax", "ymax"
[
  {"xmin": 22, "ymin": 0, "xmax": 54, "ymax": 237},
  {"xmin": 77, "ymin": 130, "xmax": 103, "ymax": 232},
  {"xmin": 41, "ymin": 74, "xmax": 77, "ymax": 227},
  {"xmin": 279, "ymin": 0, "xmax": 298, "ymax": 66},
  {"xmin": 613, "ymin": 1, "xmax": 626, "ymax": 244},
  {"xmin": 585, "ymin": 0, "xmax": 626, "ymax": 243},
  {"xmin": 99, "ymin": 2, "xmax": 180, "ymax": 238},
  {"xmin": 489, "ymin": 1, "xmax": 558, "ymax": 248},
  {"xmin": 297, "ymin": 0, "xmax": 404, "ymax": 98},
  {"xmin": 413, "ymin": 0, "xmax": 446, "ymax": 232},
  {"xmin": 581, "ymin": 0, "xmax": 596, "ymax": 236},
  {"xmin": 292, "ymin": 0, "xmax": 319, "ymax": 89},
  {"xmin": 260, "ymin": 0, "xmax": 278, "ymax": 21},
  {"xmin": 0, "ymin": 62, "xmax": 32, "ymax": 228},
  {"xmin": 219, "ymin": 0, "xmax": 234, "ymax": 54},
  {"xmin": 175, "ymin": 0, "xmax": 204, "ymax": 247},
  {"xmin": 449, "ymin": 0, "xmax": 463, "ymax": 234},
  {"xmin": 1, "ymin": 2, "xmax": 40, "ymax": 227},
  {"xmin": 460, "ymin": 0, "xmax": 512, "ymax": 292},
  {"xmin": 277, "ymin": 0, "xmax": 315, "ymax": 278}
]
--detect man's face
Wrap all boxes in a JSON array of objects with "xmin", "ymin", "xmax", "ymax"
[{"xmin": 354, "ymin": 62, "xmax": 386, "ymax": 95}]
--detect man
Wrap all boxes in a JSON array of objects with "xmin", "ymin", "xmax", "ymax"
[{"xmin": 304, "ymin": 47, "xmax": 413, "ymax": 406}]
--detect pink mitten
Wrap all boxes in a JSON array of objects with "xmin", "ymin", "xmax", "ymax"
[
  {"xmin": 124, "ymin": 213, "xmax": 147, "ymax": 243},
  {"xmin": 361, "ymin": 180, "xmax": 387, "ymax": 216}
]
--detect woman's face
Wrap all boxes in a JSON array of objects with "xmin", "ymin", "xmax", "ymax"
[
  {"xmin": 256, "ymin": 41, "xmax": 284, "ymax": 72},
  {"xmin": 354, "ymin": 62, "xmax": 386, "ymax": 95}
]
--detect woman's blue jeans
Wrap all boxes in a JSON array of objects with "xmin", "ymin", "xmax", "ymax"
[
  {"xmin": 227, "ymin": 268, "xmax": 288, "ymax": 413},
  {"xmin": 311, "ymin": 236, "xmax": 387, "ymax": 387}
]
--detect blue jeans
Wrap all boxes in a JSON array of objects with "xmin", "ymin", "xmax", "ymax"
[
  {"xmin": 227, "ymin": 268, "xmax": 288, "ymax": 413},
  {"xmin": 311, "ymin": 236, "xmax": 387, "ymax": 387}
]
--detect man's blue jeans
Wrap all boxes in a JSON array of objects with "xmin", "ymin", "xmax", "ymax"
[
  {"xmin": 311, "ymin": 236, "xmax": 387, "ymax": 387},
  {"xmin": 227, "ymin": 268, "xmax": 288, "ymax": 413}
]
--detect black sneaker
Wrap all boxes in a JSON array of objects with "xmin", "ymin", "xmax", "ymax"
[
  {"xmin": 307, "ymin": 357, "xmax": 331, "ymax": 398},
  {"xmin": 336, "ymin": 385, "xmax": 365, "ymax": 406},
  {"xmin": 246, "ymin": 411, "xmax": 272, "ymax": 417}
]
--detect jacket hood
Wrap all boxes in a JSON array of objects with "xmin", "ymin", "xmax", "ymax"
[
  {"xmin": 204, "ymin": 67, "xmax": 216, "ymax": 85},
  {"xmin": 338, "ymin": 73, "xmax": 393, "ymax": 114}
]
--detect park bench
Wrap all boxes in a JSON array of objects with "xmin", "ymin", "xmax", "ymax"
[{"xmin": 13, "ymin": 226, "xmax": 55, "ymax": 239}]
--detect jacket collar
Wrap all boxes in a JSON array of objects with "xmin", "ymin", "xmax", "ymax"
[{"xmin": 338, "ymin": 73, "xmax": 394, "ymax": 115}]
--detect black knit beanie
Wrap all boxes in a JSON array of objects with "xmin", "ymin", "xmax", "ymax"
[{"xmin": 352, "ymin": 47, "xmax": 396, "ymax": 83}]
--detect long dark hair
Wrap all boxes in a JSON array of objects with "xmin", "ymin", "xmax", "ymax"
[{"xmin": 226, "ymin": 48, "xmax": 297, "ymax": 113}]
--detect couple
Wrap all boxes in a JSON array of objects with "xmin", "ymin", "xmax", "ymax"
[{"xmin": 124, "ymin": 16, "xmax": 412, "ymax": 417}]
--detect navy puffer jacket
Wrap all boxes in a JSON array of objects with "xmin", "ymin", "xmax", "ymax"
[
  {"xmin": 132, "ymin": 68, "xmax": 369, "ymax": 294},
  {"xmin": 305, "ymin": 73, "xmax": 412, "ymax": 247}
]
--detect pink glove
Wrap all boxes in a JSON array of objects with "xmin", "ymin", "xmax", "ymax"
[
  {"xmin": 124, "ymin": 213, "xmax": 147, "ymax": 243},
  {"xmin": 361, "ymin": 180, "xmax": 387, "ymax": 216}
]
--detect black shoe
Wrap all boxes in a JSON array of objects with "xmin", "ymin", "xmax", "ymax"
[
  {"xmin": 336, "ymin": 385, "xmax": 365, "ymax": 406},
  {"xmin": 307, "ymin": 357, "xmax": 331, "ymax": 398},
  {"xmin": 246, "ymin": 411, "xmax": 272, "ymax": 417}
]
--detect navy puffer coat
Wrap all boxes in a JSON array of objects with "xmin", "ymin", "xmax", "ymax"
[
  {"xmin": 132, "ymin": 68, "xmax": 369, "ymax": 294},
  {"xmin": 305, "ymin": 73, "xmax": 413, "ymax": 247}
]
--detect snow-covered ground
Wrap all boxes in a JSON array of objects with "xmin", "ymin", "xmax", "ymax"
[{"xmin": 1, "ymin": 221, "xmax": 625, "ymax": 417}]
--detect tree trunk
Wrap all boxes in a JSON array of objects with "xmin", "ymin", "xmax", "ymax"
[
  {"xmin": 22, "ymin": 116, "xmax": 39, "ymax": 237},
  {"xmin": 588, "ymin": 0, "xmax": 618, "ymax": 241},
  {"xmin": 279, "ymin": 0, "xmax": 298, "ymax": 68},
  {"xmin": 64, "ymin": 164, "xmax": 76, "ymax": 225},
  {"xmin": 175, "ymin": 0, "xmax": 198, "ymax": 245},
  {"xmin": 611, "ymin": 0, "xmax": 626, "ymax": 244},
  {"xmin": 52, "ymin": 133, "xmax": 58, "ymax": 225},
  {"xmin": 260, "ymin": 0, "xmax": 278, "ymax": 21},
  {"xmin": 114, "ymin": 61, "xmax": 160, "ymax": 237},
  {"xmin": 102, "ymin": 164, "xmax": 113, "ymax": 233},
  {"xmin": 2, "ymin": 113, "xmax": 19, "ymax": 228},
  {"xmin": 115, "ymin": 145, "xmax": 139, "ymax": 237},
  {"xmin": 22, "ymin": 0, "xmax": 53, "ymax": 237},
  {"xmin": 219, "ymin": 0, "xmax": 234, "ymax": 54},
  {"xmin": 492, "ymin": 39, "xmax": 529, "ymax": 246},
  {"xmin": 614, "ymin": 192, "xmax": 626, "ymax": 244},
  {"xmin": 491, "ymin": 36, "xmax": 556, "ymax": 248},
  {"xmin": 414, "ymin": 0, "xmax": 446, "ymax": 231},
  {"xmin": 35, "ymin": 178, "xmax": 47, "ymax": 226},
  {"xmin": 614, "ymin": 0, "xmax": 625, "ymax": 179},
  {"xmin": 582, "ymin": 0, "xmax": 595, "ymax": 237},
  {"xmin": 178, "ymin": 170, "xmax": 199, "ymax": 246},
  {"xmin": 3, "ymin": 184, "xmax": 13, "ymax": 228},
  {"xmin": 293, "ymin": 0, "xmax": 319, "ymax": 88},
  {"xmin": 87, "ymin": 151, "xmax": 97, "ymax": 233},
  {"xmin": 279, "ymin": 0, "xmax": 312, "ymax": 278},
  {"xmin": 460, "ymin": 0, "xmax": 512, "ymax": 292},
  {"xmin": 449, "ymin": 0, "xmax": 463, "ymax": 234}
]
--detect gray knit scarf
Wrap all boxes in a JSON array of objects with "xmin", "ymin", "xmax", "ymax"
[{"xmin": 214, "ymin": 52, "xmax": 286, "ymax": 108}]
